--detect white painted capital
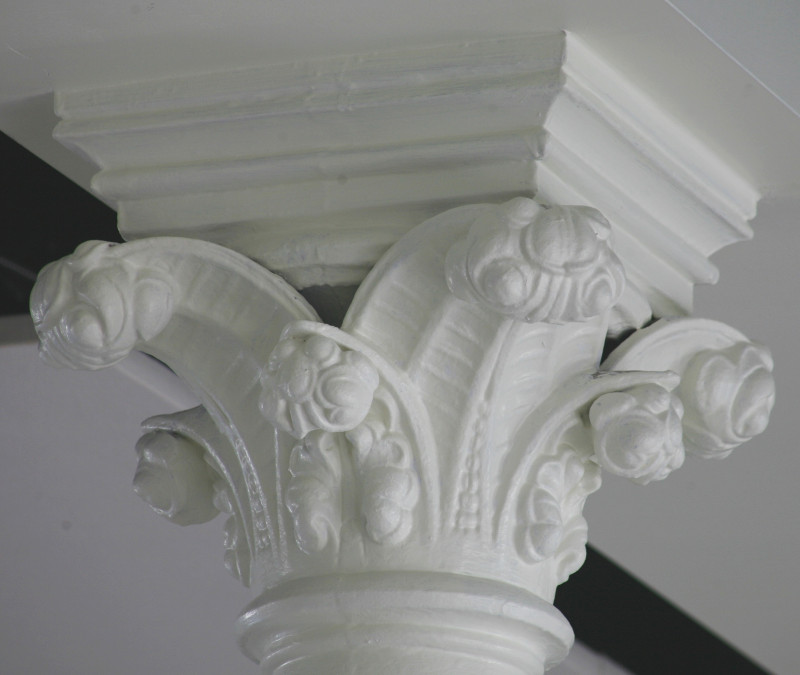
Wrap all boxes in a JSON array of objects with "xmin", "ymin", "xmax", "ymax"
[{"xmin": 30, "ymin": 34, "xmax": 774, "ymax": 674}]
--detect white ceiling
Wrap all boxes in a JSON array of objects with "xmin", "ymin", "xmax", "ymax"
[
  {"xmin": 667, "ymin": 0, "xmax": 800, "ymax": 119},
  {"xmin": 2, "ymin": 1, "xmax": 799, "ymax": 673}
]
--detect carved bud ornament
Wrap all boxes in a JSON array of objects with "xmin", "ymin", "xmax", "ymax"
[
  {"xmin": 30, "ymin": 241, "xmax": 174, "ymax": 369},
  {"xmin": 445, "ymin": 198, "xmax": 625, "ymax": 322},
  {"xmin": 30, "ymin": 198, "xmax": 774, "ymax": 674},
  {"xmin": 590, "ymin": 383, "xmax": 685, "ymax": 485},
  {"xmin": 680, "ymin": 342, "xmax": 775, "ymax": 458},
  {"xmin": 132, "ymin": 430, "xmax": 219, "ymax": 526}
]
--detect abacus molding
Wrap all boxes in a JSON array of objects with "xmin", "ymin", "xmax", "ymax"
[
  {"xmin": 53, "ymin": 33, "xmax": 756, "ymax": 325},
  {"xmin": 31, "ymin": 33, "xmax": 774, "ymax": 674}
]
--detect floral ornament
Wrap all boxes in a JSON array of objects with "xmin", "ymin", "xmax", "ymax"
[
  {"xmin": 445, "ymin": 197, "xmax": 625, "ymax": 323},
  {"xmin": 589, "ymin": 384, "xmax": 685, "ymax": 485},
  {"xmin": 679, "ymin": 342, "xmax": 775, "ymax": 459},
  {"xmin": 260, "ymin": 334, "xmax": 380, "ymax": 439},
  {"xmin": 132, "ymin": 430, "xmax": 219, "ymax": 526},
  {"xmin": 30, "ymin": 241, "xmax": 174, "ymax": 369},
  {"xmin": 517, "ymin": 451, "xmax": 600, "ymax": 576}
]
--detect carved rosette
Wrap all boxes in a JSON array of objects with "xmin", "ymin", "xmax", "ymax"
[
  {"xmin": 590, "ymin": 382, "xmax": 685, "ymax": 485},
  {"xmin": 445, "ymin": 197, "xmax": 625, "ymax": 323},
  {"xmin": 31, "ymin": 198, "xmax": 774, "ymax": 674},
  {"xmin": 259, "ymin": 334, "xmax": 379, "ymax": 439}
]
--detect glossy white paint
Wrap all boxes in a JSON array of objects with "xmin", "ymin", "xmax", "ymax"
[
  {"xmin": 48, "ymin": 33, "xmax": 758, "ymax": 327},
  {"xmin": 589, "ymin": 196, "xmax": 800, "ymax": 675}
]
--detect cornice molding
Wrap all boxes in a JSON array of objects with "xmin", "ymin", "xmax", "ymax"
[
  {"xmin": 539, "ymin": 37, "xmax": 756, "ymax": 319},
  {"xmin": 53, "ymin": 34, "xmax": 758, "ymax": 326},
  {"xmin": 54, "ymin": 35, "xmax": 562, "ymax": 289}
]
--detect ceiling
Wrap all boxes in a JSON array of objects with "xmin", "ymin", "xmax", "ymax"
[{"xmin": 1, "ymin": 2, "xmax": 799, "ymax": 674}]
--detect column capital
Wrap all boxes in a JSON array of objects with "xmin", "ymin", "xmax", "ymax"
[
  {"xmin": 30, "ymin": 200, "xmax": 773, "ymax": 673},
  {"xmin": 30, "ymin": 33, "xmax": 774, "ymax": 674}
]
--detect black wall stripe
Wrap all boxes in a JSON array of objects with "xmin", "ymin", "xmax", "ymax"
[
  {"xmin": 555, "ymin": 546, "xmax": 771, "ymax": 674},
  {"xmin": 1, "ymin": 131, "xmax": 119, "ymax": 316}
]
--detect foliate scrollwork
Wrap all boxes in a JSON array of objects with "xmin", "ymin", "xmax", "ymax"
[
  {"xmin": 260, "ymin": 325, "xmax": 421, "ymax": 553},
  {"xmin": 259, "ymin": 334, "xmax": 380, "ymax": 439},
  {"xmin": 30, "ymin": 238, "xmax": 319, "ymax": 586},
  {"xmin": 680, "ymin": 342, "xmax": 775, "ymax": 459},
  {"xmin": 30, "ymin": 241, "xmax": 174, "ymax": 369},
  {"xmin": 134, "ymin": 407, "xmax": 258, "ymax": 586},
  {"xmin": 498, "ymin": 370, "xmax": 678, "ymax": 599},
  {"xmin": 589, "ymin": 383, "xmax": 685, "ymax": 485},
  {"xmin": 32, "ymin": 197, "xmax": 775, "ymax": 643},
  {"xmin": 445, "ymin": 197, "xmax": 625, "ymax": 323},
  {"xmin": 285, "ymin": 430, "xmax": 343, "ymax": 555},
  {"xmin": 601, "ymin": 318, "xmax": 776, "ymax": 462},
  {"xmin": 132, "ymin": 422, "xmax": 253, "ymax": 583},
  {"xmin": 517, "ymin": 450, "xmax": 600, "ymax": 583},
  {"xmin": 283, "ymin": 413, "xmax": 421, "ymax": 554}
]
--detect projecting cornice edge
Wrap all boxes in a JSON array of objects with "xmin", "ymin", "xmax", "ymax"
[{"xmin": 52, "ymin": 33, "xmax": 758, "ymax": 324}]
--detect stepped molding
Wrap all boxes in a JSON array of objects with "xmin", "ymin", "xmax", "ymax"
[{"xmin": 53, "ymin": 33, "xmax": 757, "ymax": 327}]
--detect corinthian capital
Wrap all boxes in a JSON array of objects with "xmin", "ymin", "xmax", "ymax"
[
  {"xmin": 30, "ymin": 193, "xmax": 774, "ymax": 673},
  {"xmin": 23, "ymin": 28, "xmax": 784, "ymax": 675}
]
